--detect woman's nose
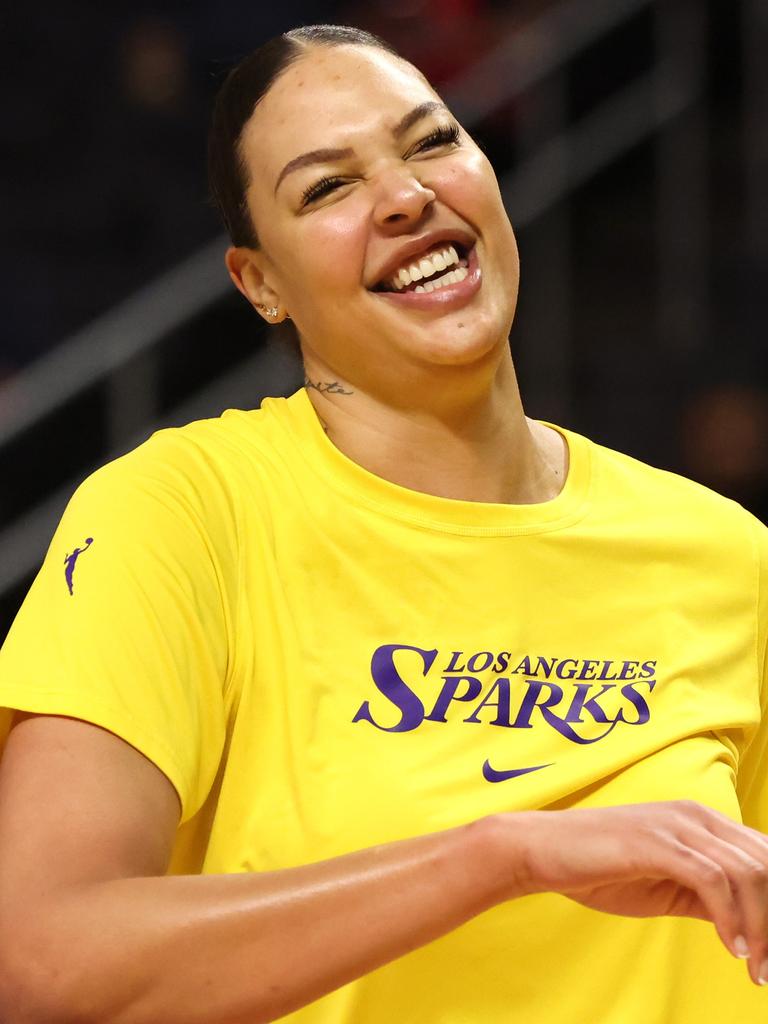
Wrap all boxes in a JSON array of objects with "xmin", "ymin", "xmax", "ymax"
[{"xmin": 373, "ymin": 172, "xmax": 437, "ymax": 225}]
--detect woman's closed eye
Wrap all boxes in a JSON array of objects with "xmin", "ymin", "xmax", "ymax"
[{"xmin": 299, "ymin": 122, "xmax": 462, "ymax": 207}]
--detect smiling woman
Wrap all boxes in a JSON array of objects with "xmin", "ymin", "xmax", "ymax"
[
  {"xmin": 214, "ymin": 26, "xmax": 529, "ymax": 482},
  {"xmin": 1, "ymin": 21, "xmax": 768, "ymax": 1024}
]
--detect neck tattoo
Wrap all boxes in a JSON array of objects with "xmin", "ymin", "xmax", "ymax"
[{"xmin": 304, "ymin": 375, "xmax": 353, "ymax": 396}]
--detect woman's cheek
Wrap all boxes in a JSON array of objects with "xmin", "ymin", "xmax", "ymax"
[
  {"xmin": 310, "ymin": 202, "xmax": 370, "ymax": 288},
  {"xmin": 433, "ymin": 151, "xmax": 496, "ymax": 213}
]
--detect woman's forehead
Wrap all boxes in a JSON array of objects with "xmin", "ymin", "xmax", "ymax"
[
  {"xmin": 242, "ymin": 47, "xmax": 438, "ymax": 182},
  {"xmin": 279, "ymin": 44, "xmax": 427, "ymax": 99}
]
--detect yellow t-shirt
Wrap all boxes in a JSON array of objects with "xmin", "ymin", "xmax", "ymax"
[{"xmin": 1, "ymin": 387, "xmax": 767, "ymax": 1023}]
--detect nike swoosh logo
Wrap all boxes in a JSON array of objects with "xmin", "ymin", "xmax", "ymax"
[{"xmin": 482, "ymin": 759, "xmax": 555, "ymax": 783}]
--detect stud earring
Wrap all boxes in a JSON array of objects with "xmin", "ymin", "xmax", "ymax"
[{"xmin": 256, "ymin": 303, "xmax": 279, "ymax": 318}]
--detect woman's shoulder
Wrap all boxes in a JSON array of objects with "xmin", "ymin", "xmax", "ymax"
[
  {"xmin": 78, "ymin": 394, "xmax": 300, "ymax": 506},
  {"xmin": 573, "ymin": 425, "xmax": 760, "ymax": 522},
  {"xmin": 556, "ymin": 424, "xmax": 768, "ymax": 570}
]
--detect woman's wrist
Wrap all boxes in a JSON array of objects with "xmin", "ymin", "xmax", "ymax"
[{"xmin": 461, "ymin": 812, "xmax": 535, "ymax": 911}]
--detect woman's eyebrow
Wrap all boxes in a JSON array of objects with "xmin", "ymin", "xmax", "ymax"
[{"xmin": 273, "ymin": 101, "xmax": 450, "ymax": 195}]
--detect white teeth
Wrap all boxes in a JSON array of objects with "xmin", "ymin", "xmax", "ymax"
[
  {"xmin": 412, "ymin": 266, "xmax": 468, "ymax": 293},
  {"xmin": 386, "ymin": 244, "xmax": 463, "ymax": 291}
]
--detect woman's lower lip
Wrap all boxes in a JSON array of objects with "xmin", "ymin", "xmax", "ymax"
[{"xmin": 372, "ymin": 244, "xmax": 482, "ymax": 311}]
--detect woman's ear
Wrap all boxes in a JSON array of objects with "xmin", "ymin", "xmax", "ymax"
[{"xmin": 225, "ymin": 246, "xmax": 282, "ymax": 317}]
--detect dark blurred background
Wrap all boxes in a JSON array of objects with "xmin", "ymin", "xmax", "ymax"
[{"xmin": 1, "ymin": 0, "xmax": 766, "ymax": 637}]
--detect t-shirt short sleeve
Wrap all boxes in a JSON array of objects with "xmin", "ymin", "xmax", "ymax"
[
  {"xmin": 0, "ymin": 437, "xmax": 231, "ymax": 823},
  {"xmin": 736, "ymin": 515, "xmax": 768, "ymax": 834}
]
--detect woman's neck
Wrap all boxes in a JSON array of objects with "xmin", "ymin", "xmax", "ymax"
[{"xmin": 301, "ymin": 350, "xmax": 568, "ymax": 506}]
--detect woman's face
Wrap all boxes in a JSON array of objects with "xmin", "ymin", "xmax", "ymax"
[{"xmin": 234, "ymin": 44, "xmax": 520, "ymax": 393}]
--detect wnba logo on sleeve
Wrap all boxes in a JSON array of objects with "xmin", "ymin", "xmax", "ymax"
[
  {"xmin": 352, "ymin": 644, "xmax": 659, "ymax": 773},
  {"xmin": 64, "ymin": 537, "xmax": 94, "ymax": 595}
]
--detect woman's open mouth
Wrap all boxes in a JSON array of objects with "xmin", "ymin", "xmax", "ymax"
[{"xmin": 369, "ymin": 242, "xmax": 481, "ymax": 312}]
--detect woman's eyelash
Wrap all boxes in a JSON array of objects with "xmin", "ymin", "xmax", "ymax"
[
  {"xmin": 300, "ymin": 122, "xmax": 461, "ymax": 206},
  {"xmin": 301, "ymin": 175, "xmax": 341, "ymax": 206},
  {"xmin": 416, "ymin": 122, "xmax": 461, "ymax": 151}
]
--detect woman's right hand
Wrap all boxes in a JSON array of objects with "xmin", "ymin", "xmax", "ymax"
[{"xmin": 500, "ymin": 801, "xmax": 768, "ymax": 986}]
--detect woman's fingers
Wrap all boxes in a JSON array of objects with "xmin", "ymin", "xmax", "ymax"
[
  {"xmin": 510, "ymin": 800, "xmax": 768, "ymax": 986},
  {"xmin": 662, "ymin": 839, "xmax": 746, "ymax": 960},
  {"xmin": 688, "ymin": 804, "xmax": 768, "ymax": 860},
  {"xmin": 640, "ymin": 806, "xmax": 768, "ymax": 985},
  {"xmin": 693, "ymin": 831, "xmax": 768, "ymax": 984},
  {"xmin": 687, "ymin": 814, "xmax": 768, "ymax": 984}
]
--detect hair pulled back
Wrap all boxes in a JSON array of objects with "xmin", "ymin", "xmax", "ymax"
[{"xmin": 208, "ymin": 25, "xmax": 402, "ymax": 249}]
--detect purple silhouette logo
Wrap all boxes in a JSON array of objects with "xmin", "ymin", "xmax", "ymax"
[{"xmin": 64, "ymin": 537, "xmax": 93, "ymax": 595}]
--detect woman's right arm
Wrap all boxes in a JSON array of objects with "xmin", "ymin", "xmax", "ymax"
[
  {"xmin": 0, "ymin": 712, "xmax": 521, "ymax": 1024},
  {"xmin": 1, "ymin": 714, "xmax": 766, "ymax": 1024}
]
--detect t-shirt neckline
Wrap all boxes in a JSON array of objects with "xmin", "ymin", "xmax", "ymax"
[{"xmin": 277, "ymin": 387, "xmax": 592, "ymax": 536}]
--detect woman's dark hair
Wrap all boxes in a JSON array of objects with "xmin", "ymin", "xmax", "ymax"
[{"xmin": 208, "ymin": 25, "xmax": 404, "ymax": 250}]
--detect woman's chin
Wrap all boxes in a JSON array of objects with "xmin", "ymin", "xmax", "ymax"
[{"xmin": 405, "ymin": 316, "xmax": 510, "ymax": 369}]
